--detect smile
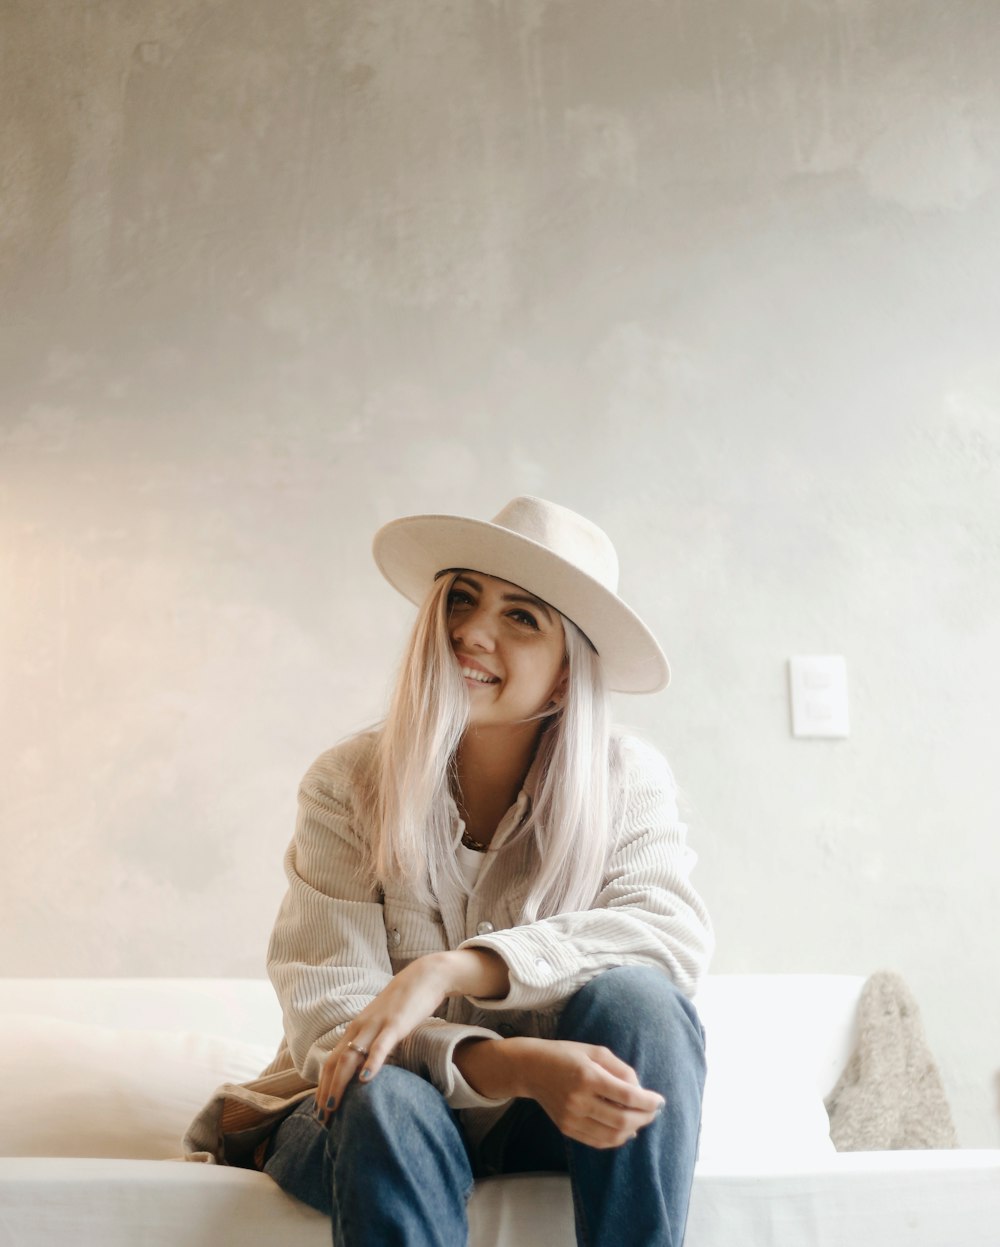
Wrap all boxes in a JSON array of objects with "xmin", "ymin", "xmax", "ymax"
[{"xmin": 460, "ymin": 666, "xmax": 500, "ymax": 685}]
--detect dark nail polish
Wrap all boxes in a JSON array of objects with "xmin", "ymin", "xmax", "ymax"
[{"xmin": 326, "ymin": 1096, "xmax": 335, "ymax": 1108}]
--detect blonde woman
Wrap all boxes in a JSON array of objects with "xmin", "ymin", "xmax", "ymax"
[{"xmin": 227, "ymin": 497, "xmax": 711, "ymax": 1246}]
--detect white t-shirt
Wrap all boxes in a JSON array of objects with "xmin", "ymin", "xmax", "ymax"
[{"xmin": 456, "ymin": 838, "xmax": 487, "ymax": 892}]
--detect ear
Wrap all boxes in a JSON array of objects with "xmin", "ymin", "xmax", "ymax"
[{"xmin": 547, "ymin": 664, "xmax": 569, "ymax": 711}]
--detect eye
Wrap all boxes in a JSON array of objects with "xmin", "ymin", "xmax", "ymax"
[
  {"xmin": 509, "ymin": 608, "xmax": 540, "ymax": 630},
  {"xmin": 447, "ymin": 588, "xmax": 474, "ymax": 610}
]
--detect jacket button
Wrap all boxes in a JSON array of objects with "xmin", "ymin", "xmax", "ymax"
[
  {"xmin": 389, "ymin": 929, "xmax": 401, "ymax": 946},
  {"xmin": 476, "ymin": 921, "xmax": 495, "ymax": 935},
  {"xmin": 498, "ymin": 1023, "xmax": 514, "ymax": 1037},
  {"xmin": 533, "ymin": 957, "xmax": 552, "ymax": 975}
]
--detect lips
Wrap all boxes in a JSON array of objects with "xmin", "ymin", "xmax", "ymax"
[{"xmin": 457, "ymin": 657, "xmax": 500, "ymax": 684}]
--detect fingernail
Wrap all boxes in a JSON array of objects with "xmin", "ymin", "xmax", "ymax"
[
  {"xmin": 326, "ymin": 1096, "xmax": 335, "ymax": 1108},
  {"xmin": 359, "ymin": 1068, "xmax": 373, "ymax": 1083}
]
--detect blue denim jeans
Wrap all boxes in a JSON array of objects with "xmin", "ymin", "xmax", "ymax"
[{"xmin": 264, "ymin": 966, "xmax": 706, "ymax": 1247}]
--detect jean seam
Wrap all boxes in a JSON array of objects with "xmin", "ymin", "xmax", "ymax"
[{"xmin": 565, "ymin": 1137, "xmax": 593, "ymax": 1247}]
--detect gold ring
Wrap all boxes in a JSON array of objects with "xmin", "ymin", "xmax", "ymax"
[{"xmin": 346, "ymin": 1040, "xmax": 369, "ymax": 1058}]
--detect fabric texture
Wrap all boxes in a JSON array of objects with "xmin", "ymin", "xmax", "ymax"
[
  {"xmin": 824, "ymin": 971, "xmax": 958, "ymax": 1151},
  {"xmin": 185, "ymin": 727, "xmax": 713, "ymax": 1161},
  {"xmin": 0, "ymin": 1014, "xmax": 273, "ymax": 1160},
  {"xmin": 6, "ymin": 1151, "xmax": 1000, "ymax": 1247}
]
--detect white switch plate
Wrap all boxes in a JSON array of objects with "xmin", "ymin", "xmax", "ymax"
[{"xmin": 789, "ymin": 655, "xmax": 849, "ymax": 738}]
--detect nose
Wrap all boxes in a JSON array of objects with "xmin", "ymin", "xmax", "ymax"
[{"xmin": 450, "ymin": 604, "xmax": 496, "ymax": 652}]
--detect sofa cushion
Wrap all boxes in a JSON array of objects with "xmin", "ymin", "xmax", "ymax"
[
  {"xmin": 0, "ymin": 1015, "xmax": 274, "ymax": 1160},
  {"xmin": 694, "ymin": 976, "xmax": 856, "ymax": 1164},
  {"xmin": 698, "ymin": 1030, "xmax": 836, "ymax": 1164}
]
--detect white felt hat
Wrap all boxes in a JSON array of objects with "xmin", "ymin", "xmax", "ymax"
[{"xmin": 372, "ymin": 495, "xmax": 669, "ymax": 694}]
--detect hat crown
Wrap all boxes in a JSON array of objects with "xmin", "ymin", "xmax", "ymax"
[{"xmin": 490, "ymin": 496, "xmax": 619, "ymax": 593}]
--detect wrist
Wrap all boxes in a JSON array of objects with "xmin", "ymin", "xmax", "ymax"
[
  {"xmin": 437, "ymin": 949, "xmax": 510, "ymax": 1000},
  {"xmin": 455, "ymin": 1036, "xmax": 528, "ymax": 1100},
  {"xmin": 495, "ymin": 1036, "xmax": 540, "ymax": 1099}
]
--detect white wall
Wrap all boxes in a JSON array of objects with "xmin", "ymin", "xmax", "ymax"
[{"xmin": 2, "ymin": 0, "xmax": 998, "ymax": 1146}]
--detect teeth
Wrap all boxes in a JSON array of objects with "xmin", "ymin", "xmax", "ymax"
[{"xmin": 461, "ymin": 666, "xmax": 498, "ymax": 684}]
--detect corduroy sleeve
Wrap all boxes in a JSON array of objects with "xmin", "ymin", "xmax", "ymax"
[
  {"xmin": 267, "ymin": 739, "xmax": 509, "ymax": 1112},
  {"xmin": 459, "ymin": 736, "xmax": 714, "ymax": 1011}
]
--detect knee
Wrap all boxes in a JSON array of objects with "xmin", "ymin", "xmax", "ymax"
[
  {"xmin": 558, "ymin": 967, "xmax": 705, "ymax": 1066},
  {"xmin": 331, "ymin": 1066, "xmax": 473, "ymax": 1205},
  {"xmin": 337, "ymin": 1064, "xmax": 449, "ymax": 1142}
]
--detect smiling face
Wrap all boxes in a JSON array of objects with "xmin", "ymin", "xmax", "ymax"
[{"xmin": 446, "ymin": 571, "xmax": 567, "ymax": 730}]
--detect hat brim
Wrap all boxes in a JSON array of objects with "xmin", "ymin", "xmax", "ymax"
[{"xmin": 372, "ymin": 513, "xmax": 669, "ymax": 694}]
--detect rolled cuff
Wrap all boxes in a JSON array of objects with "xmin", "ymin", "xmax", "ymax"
[
  {"xmin": 398, "ymin": 1017, "xmax": 513, "ymax": 1112},
  {"xmin": 459, "ymin": 928, "xmax": 600, "ymax": 1012}
]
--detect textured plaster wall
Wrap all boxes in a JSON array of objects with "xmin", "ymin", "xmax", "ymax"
[{"xmin": 2, "ymin": 1, "xmax": 998, "ymax": 1145}]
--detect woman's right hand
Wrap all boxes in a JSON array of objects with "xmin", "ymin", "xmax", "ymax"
[{"xmin": 455, "ymin": 1036, "xmax": 664, "ymax": 1150}]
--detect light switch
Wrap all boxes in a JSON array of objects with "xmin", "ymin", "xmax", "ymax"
[{"xmin": 789, "ymin": 655, "xmax": 849, "ymax": 738}]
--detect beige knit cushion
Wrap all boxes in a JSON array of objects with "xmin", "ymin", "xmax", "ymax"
[{"xmin": 824, "ymin": 971, "xmax": 958, "ymax": 1151}]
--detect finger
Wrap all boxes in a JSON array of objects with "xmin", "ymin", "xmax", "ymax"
[
  {"xmin": 356, "ymin": 1027, "xmax": 399, "ymax": 1083},
  {"xmin": 315, "ymin": 1048, "xmax": 339, "ymax": 1115},
  {"xmin": 315, "ymin": 1030, "xmax": 354, "ymax": 1109},
  {"xmin": 319, "ymin": 1051, "xmax": 363, "ymax": 1122},
  {"xmin": 325, "ymin": 1053, "xmax": 362, "ymax": 1118},
  {"xmin": 317, "ymin": 1039, "xmax": 369, "ymax": 1120},
  {"xmin": 315, "ymin": 1053, "xmax": 342, "ymax": 1120},
  {"xmin": 575, "ymin": 1103, "xmax": 659, "ymax": 1149},
  {"xmin": 584, "ymin": 1098, "xmax": 658, "ymax": 1133},
  {"xmin": 587, "ymin": 1045, "xmax": 641, "ymax": 1085},
  {"xmin": 588, "ymin": 1066, "xmax": 664, "ymax": 1114}
]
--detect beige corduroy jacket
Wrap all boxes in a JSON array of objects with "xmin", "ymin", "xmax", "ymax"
[{"xmin": 184, "ymin": 729, "xmax": 713, "ymax": 1164}]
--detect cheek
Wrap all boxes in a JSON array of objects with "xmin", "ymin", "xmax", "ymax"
[{"xmin": 535, "ymin": 652, "xmax": 567, "ymax": 698}]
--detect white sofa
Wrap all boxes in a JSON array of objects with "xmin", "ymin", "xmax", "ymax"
[{"xmin": 1, "ymin": 975, "xmax": 998, "ymax": 1247}]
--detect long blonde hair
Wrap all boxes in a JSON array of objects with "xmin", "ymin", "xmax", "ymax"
[{"xmin": 367, "ymin": 572, "xmax": 622, "ymax": 919}]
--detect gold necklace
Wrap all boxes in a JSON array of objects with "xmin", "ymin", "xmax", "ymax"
[{"xmin": 460, "ymin": 828, "xmax": 490, "ymax": 853}]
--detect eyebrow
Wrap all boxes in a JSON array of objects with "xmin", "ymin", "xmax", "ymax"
[{"xmin": 450, "ymin": 573, "xmax": 555, "ymax": 624}]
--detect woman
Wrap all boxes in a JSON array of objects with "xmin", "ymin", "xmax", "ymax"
[{"xmin": 212, "ymin": 496, "xmax": 712, "ymax": 1246}]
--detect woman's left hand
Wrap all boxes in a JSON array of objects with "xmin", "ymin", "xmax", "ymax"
[{"xmin": 315, "ymin": 949, "xmax": 509, "ymax": 1122}]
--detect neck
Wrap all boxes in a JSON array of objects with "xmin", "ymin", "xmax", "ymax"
[{"xmin": 454, "ymin": 722, "xmax": 542, "ymax": 845}]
